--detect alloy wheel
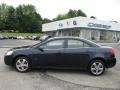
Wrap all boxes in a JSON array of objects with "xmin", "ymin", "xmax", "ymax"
[
  {"xmin": 89, "ymin": 60, "xmax": 105, "ymax": 76},
  {"xmin": 15, "ymin": 57, "xmax": 29, "ymax": 72}
]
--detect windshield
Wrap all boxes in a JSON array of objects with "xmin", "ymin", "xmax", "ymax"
[{"xmin": 31, "ymin": 40, "xmax": 47, "ymax": 48}]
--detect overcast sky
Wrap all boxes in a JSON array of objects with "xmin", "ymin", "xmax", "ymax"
[{"xmin": 0, "ymin": 0, "xmax": 119, "ymax": 21}]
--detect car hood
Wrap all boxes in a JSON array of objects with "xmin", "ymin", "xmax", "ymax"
[{"xmin": 10, "ymin": 45, "xmax": 31, "ymax": 51}]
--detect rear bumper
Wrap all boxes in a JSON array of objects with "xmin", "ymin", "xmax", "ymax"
[{"xmin": 106, "ymin": 57, "xmax": 116, "ymax": 68}]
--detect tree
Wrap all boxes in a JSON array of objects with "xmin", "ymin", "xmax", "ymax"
[
  {"xmin": 5, "ymin": 6, "xmax": 17, "ymax": 30},
  {"xmin": 0, "ymin": 3, "xmax": 9, "ymax": 30},
  {"xmin": 16, "ymin": 4, "xmax": 42, "ymax": 33},
  {"xmin": 90, "ymin": 16, "xmax": 96, "ymax": 19},
  {"xmin": 53, "ymin": 14, "xmax": 67, "ymax": 21},
  {"xmin": 42, "ymin": 18, "xmax": 51, "ymax": 24},
  {"xmin": 0, "ymin": 4, "xmax": 43, "ymax": 33},
  {"xmin": 0, "ymin": 21, "xmax": 5, "ymax": 30},
  {"xmin": 0, "ymin": 4, "xmax": 9, "ymax": 21},
  {"xmin": 113, "ymin": 21, "xmax": 118, "ymax": 23},
  {"xmin": 67, "ymin": 9, "xmax": 77, "ymax": 18},
  {"xmin": 53, "ymin": 9, "xmax": 87, "ymax": 21},
  {"xmin": 77, "ymin": 10, "xmax": 87, "ymax": 17}
]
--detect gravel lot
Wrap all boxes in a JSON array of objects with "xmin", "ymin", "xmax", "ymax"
[{"xmin": 0, "ymin": 40, "xmax": 120, "ymax": 90}]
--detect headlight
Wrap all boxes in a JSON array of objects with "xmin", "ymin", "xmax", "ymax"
[{"xmin": 6, "ymin": 51, "xmax": 13, "ymax": 56}]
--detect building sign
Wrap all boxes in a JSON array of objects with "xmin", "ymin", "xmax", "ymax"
[
  {"xmin": 73, "ymin": 20, "xmax": 77, "ymax": 25},
  {"xmin": 87, "ymin": 23, "xmax": 111, "ymax": 29},
  {"xmin": 58, "ymin": 20, "xmax": 77, "ymax": 28},
  {"xmin": 58, "ymin": 21, "xmax": 111, "ymax": 30},
  {"xmin": 58, "ymin": 23, "xmax": 63, "ymax": 27},
  {"xmin": 66, "ymin": 21, "xmax": 70, "ymax": 26}
]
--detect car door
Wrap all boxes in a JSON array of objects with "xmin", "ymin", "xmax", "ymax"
[
  {"xmin": 33, "ymin": 39, "xmax": 65, "ymax": 67},
  {"xmin": 64, "ymin": 39, "xmax": 91, "ymax": 69}
]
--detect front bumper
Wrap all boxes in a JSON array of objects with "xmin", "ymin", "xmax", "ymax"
[
  {"xmin": 106, "ymin": 57, "xmax": 116, "ymax": 68},
  {"xmin": 4, "ymin": 55, "xmax": 14, "ymax": 66}
]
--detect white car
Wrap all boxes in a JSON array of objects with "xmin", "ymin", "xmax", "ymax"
[
  {"xmin": 0, "ymin": 35, "xmax": 4, "ymax": 39},
  {"xmin": 40, "ymin": 35, "xmax": 52, "ymax": 41},
  {"xmin": 17, "ymin": 36, "xmax": 25, "ymax": 40}
]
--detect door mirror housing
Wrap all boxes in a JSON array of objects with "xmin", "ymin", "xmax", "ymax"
[{"xmin": 38, "ymin": 47, "xmax": 44, "ymax": 51}]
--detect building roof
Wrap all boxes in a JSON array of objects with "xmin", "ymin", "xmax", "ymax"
[{"xmin": 42, "ymin": 16, "xmax": 120, "ymax": 32}]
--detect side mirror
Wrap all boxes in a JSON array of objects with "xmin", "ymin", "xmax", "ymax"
[{"xmin": 39, "ymin": 47, "xmax": 44, "ymax": 51}]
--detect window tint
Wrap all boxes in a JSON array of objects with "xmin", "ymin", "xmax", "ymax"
[
  {"xmin": 68, "ymin": 40, "xmax": 83, "ymax": 48},
  {"xmin": 40, "ymin": 39, "xmax": 64, "ymax": 49},
  {"xmin": 83, "ymin": 43, "xmax": 92, "ymax": 47},
  {"xmin": 68, "ymin": 39, "xmax": 91, "ymax": 48}
]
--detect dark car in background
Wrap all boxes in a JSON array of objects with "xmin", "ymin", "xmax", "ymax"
[{"xmin": 4, "ymin": 37, "xmax": 116, "ymax": 76}]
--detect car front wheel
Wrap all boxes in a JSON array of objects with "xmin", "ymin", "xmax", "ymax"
[
  {"xmin": 89, "ymin": 60, "xmax": 105, "ymax": 76},
  {"xmin": 15, "ymin": 56, "xmax": 30, "ymax": 72}
]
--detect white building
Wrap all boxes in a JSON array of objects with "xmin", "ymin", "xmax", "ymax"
[{"xmin": 42, "ymin": 16, "xmax": 120, "ymax": 41}]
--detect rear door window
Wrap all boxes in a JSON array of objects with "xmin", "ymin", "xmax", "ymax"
[{"xmin": 67, "ymin": 39, "xmax": 91, "ymax": 48}]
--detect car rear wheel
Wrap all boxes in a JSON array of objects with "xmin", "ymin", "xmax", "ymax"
[
  {"xmin": 88, "ymin": 60, "xmax": 105, "ymax": 76},
  {"xmin": 15, "ymin": 56, "xmax": 30, "ymax": 72}
]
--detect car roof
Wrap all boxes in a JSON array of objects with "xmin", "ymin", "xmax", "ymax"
[{"xmin": 47, "ymin": 36, "xmax": 85, "ymax": 40}]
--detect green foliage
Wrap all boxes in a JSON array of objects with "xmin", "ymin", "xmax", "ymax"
[
  {"xmin": 0, "ymin": 20, "xmax": 5, "ymax": 30},
  {"xmin": 42, "ymin": 18, "xmax": 51, "ymax": 24},
  {"xmin": 15, "ymin": 4, "xmax": 42, "ymax": 33},
  {"xmin": 6, "ymin": 6, "xmax": 17, "ymax": 30},
  {"xmin": 77, "ymin": 10, "xmax": 87, "ymax": 17},
  {"xmin": 0, "ymin": 4, "xmax": 42, "ymax": 33},
  {"xmin": 53, "ymin": 9, "xmax": 87, "ymax": 21},
  {"xmin": 90, "ymin": 16, "xmax": 96, "ymax": 19},
  {"xmin": 1, "ymin": 32, "xmax": 44, "ymax": 36}
]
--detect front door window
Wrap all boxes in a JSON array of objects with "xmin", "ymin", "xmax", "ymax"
[{"xmin": 40, "ymin": 39, "xmax": 65, "ymax": 49}]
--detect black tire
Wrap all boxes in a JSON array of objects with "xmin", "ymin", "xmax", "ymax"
[
  {"xmin": 14, "ymin": 56, "xmax": 30, "ymax": 73},
  {"xmin": 88, "ymin": 60, "xmax": 105, "ymax": 76}
]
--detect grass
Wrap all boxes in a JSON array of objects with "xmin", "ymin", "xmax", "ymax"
[{"xmin": 0, "ymin": 32, "xmax": 45, "ymax": 37}]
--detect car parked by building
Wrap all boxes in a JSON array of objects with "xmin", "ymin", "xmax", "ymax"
[{"xmin": 4, "ymin": 37, "xmax": 116, "ymax": 76}]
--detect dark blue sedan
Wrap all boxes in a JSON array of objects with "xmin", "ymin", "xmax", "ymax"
[{"xmin": 4, "ymin": 37, "xmax": 116, "ymax": 76}]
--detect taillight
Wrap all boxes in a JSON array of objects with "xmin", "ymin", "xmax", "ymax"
[{"xmin": 109, "ymin": 48, "xmax": 115, "ymax": 57}]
